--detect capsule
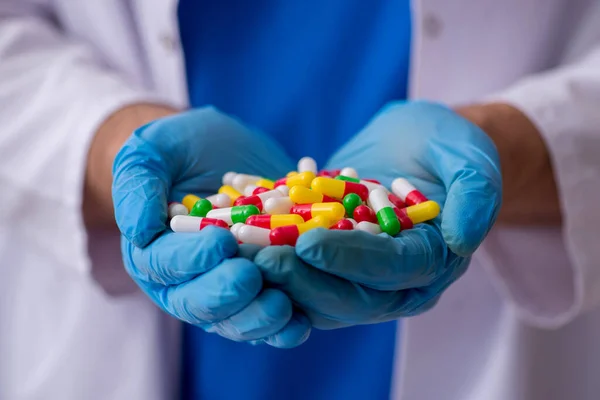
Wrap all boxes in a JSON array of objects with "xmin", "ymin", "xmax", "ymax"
[
  {"xmin": 391, "ymin": 178, "xmax": 428, "ymax": 206},
  {"xmin": 206, "ymin": 205, "xmax": 260, "ymax": 225},
  {"xmin": 232, "ymin": 174, "xmax": 263, "ymax": 192},
  {"xmin": 255, "ymin": 178, "xmax": 275, "ymax": 190},
  {"xmin": 356, "ymin": 221, "xmax": 383, "ymax": 235},
  {"xmin": 189, "ymin": 198, "xmax": 213, "ymax": 217},
  {"xmin": 311, "ymin": 177, "xmax": 369, "ymax": 201},
  {"xmin": 230, "ymin": 222, "xmax": 245, "ymax": 240},
  {"xmin": 241, "ymin": 185, "xmax": 269, "ymax": 197},
  {"xmin": 238, "ymin": 224, "xmax": 272, "ymax": 247},
  {"xmin": 170, "ymin": 215, "xmax": 229, "ymax": 232},
  {"xmin": 286, "ymin": 171, "xmax": 298, "ymax": 177},
  {"xmin": 317, "ymin": 169, "xmax": 341, "ymax": 177},
  {"xmin": 167, "ymin": 202, "xmax": 189, "ymax": 219},
  {"xmin": 218, "ymin": 185, "xmax": 242, "ymax": 202},
  {"xmin": 388, "ymin": 193, "xmax": 406, "ymax": 209},
  {"xmin": 244, "ymin": 184, "xmax": 259, "ymax": 196},
  {"xmin": 206, "ymin": 193, "xmax": 233, "ymax": 208},
  {"xmin": 353, "ymin": 205, "xmax": 377, "ymax": 224},
  {"xmin": 297, "ymin": 156, "xmax": 318, "ymax": 174},
  {"xmin": 339, "ymin": 167, "xmax": 358, "ymax": 179},
  {"xmin": 246, "ymin": 214, "xmax": 304, "ymax": 229},
  {"xmin": 222, "ymin": 171, "xmax": 237, "ymax": 186},
  {"xmin": 369, "ymin": 188, "xmax": 401, "ymax": 236},
  {"xmin": 395, "ymin": 201, "xmax": 440, "ymax": 225},
  {"xmin": 393, "ymin": 207, "xmax": 414, "ymax": 229},
  {"xmin": 264, "ymin": 196, "xmax": 294, "ymax": 215},
  {"xmin": 275, "ymin": 185, "xmax": 290, "ymax": 196},
  {"xmin": 274, "ymin": 171, "xmax": 316, "ymax": 188},
  {"xmin": 234, "ymin": 189, "xmax": 282, "ymax": 211},
  {"xmin": 182, "ymin": 194, "xmax": 201, "ymax": 212},
  {"xmin": 289, "ymin": 185, "xmax": 337, "ymax": 204},
  {"xmin": 336, "ymin": 175, "xmax": 388, "ymax": 194},
  {"xmin": 269, "ymin": 215, "xmax": 333, "ymax": 246},
  {"xmin": 290, "ymin": 202, "xmax": 346, "ymax": 222},
  {"xmin": 342, "ymin": 193, "xmax": 363, "ymax": 217},
  {"xmin": 330, "ymin": 218, "xmax": 356, "ymax": 230}
]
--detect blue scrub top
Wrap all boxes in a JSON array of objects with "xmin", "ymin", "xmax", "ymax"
[{"xmin": 178, "ymin": 1, "xmax": 411, "ymax": 399}]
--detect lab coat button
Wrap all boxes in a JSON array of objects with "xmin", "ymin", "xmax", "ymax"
[{"xmin": 423, "ymin": 14, "xmax": 443, "ymax": 38}]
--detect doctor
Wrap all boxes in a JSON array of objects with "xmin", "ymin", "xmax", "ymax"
[{"xmin": 1, "ymin": 1, "xmax": 600, "ymax": 400}]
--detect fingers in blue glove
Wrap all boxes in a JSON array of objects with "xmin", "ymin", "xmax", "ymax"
[
  {"xmin": 122, "ymin": 227, "xmax": 296, "ymax": 342},
  {"xmin": 295, "ymin": 225, "xmax": 447, "ymax": 291}
]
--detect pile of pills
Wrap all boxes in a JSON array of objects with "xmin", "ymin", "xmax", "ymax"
[{"xmin": 168, "ymin": 157, "xmax": 440, "ymax": 246}]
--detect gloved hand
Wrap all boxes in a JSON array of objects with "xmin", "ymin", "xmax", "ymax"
[
  {"xmin": 112, "ymin": 106, "xmax": 311, "ymax": 347},
  {"xmin": 254, "ymin": 101, "xmax": 502, "ymax": 329}
]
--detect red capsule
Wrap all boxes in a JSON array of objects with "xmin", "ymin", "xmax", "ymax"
[
  {"xmin": 353, "ymin": 205, "xmax": 377, "ymax": 223},
  {"xmin": 388, "ymin": 193, "xmax": 406, "ymax": 209},
  {"xmin": 330, "ymin": 219, "xmax": 355, "ymax": 230},
  {"xmin": 269, "ymin": 225, "xmax": 301, "ymax": 246},
  {"xmin": 393, "ymin": 207, "xmax": 414, "ymax": 229},
  {"xmin": 234, "ymin": 195, "xmax": 263, "ymax": 210},
  {"xmin": 233, "ymin": 196, "xmax": 247, "ymax": 206},
  {"xmin": 252, "ymin": 187, "xmax": 270, "ymax": 195}
]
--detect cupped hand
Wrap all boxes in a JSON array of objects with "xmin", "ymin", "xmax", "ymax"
[
  {"xmin": 254, "ymin": 101, "xmax": 502, "ymax": 329},
  {"xmin": 112, "ymin": 107, "xmax": 310, "ymax": 347}
]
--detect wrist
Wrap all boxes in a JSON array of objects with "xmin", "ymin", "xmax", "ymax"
[
  {"xmin": 455, "ymin": 103, "xmax": 561, "ymax": 225},
  {"xmin": 84, "ymin": 103, "xmax": 178, "ymax": 227}
]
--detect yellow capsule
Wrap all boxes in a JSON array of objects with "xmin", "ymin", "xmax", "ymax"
[
  {"xmin": 286, "ymin": 171, "xmax": 316, "ymax": 188},
  {"xmin": 298, "ymin": 215, "xmax": 334, "ymax": 235},
  {"xmin": 218, "ymin": 185, "xmax": 242, "ymax": 201},
  {"xmin": 255, "ymin": 178, "xmax": 275, "ymax": 190},
  {"xmin": 182, "ymin": 194, "xmax": 201, "ymax": 212},
  {"xmin": 289, "ymin": 186, "xmax": 327, "ymax": 204},
  {"xmin": 286, "ymin": 171, "xmax": 299, "ymax": 177},
  {"xmin": 310, "ymin": 177, "xmax": 346, "ymax": 198},
  {"xmin": 405, "ymin": 201, "xmax": 440, "ymax": 224}
]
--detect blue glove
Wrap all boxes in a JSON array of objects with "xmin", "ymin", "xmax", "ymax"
[
  {"xmin": 254, "ymin": 101, "xmax": 502, "ymax": 329},
  {"xmin": 112, "ymin": 107, "xmax": 311, "ymax": 347}
]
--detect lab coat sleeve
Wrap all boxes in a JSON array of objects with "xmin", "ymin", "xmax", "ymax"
[
  {"xmin": 479, "ymin": 45, "xmax": 600, "ymax": 329},
  {"xmin": 0, "ymin": 9, "xmax": 172, "ymax": 276}
]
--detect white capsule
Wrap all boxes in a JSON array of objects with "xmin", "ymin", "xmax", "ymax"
[
  {"xmin": 206, "ymin": 193, "xmax": 232, "ymax": 208},
  {"xmin": 297, "ymin": 156, "xmax": 318, "ymax": 174},
  {"xmin": 206, "ymin": 208, "xmax": 235, "ymax": 225},
  {"xmin": 391, "ymin": 178, "xmax": 417, "ymax": 201},
  {"xmin": 356, "ymin": 221, "xmax": 383, "ymax": 235},
  {"xmin": 232, "ymin": 174, "xmax": 262, "ymax": 192},
  {"xmin": 340, "ymin": 167, "xmax": 358, "ymax": 179},
  {"xmin": 264, "ymin": 196, "xmax": 294, "ymax": 215},
  {"xmin": 255, "ymin": 188, "xmax": 283, "ymax": 203},
  {"xmin": 238, "ymin": 224, "xmax": 271, "ymax": 247},
  {"xmin": 230, "ymin": 223, "xmax": 245, "ymax": 239},
  {"xmin": 367, "ymin": 188, "xmax": 393, "ymax": 212},
  {"xmin": 222, "ymin": 171, "xmax": 237, "ymax": 186},
  {"xmin": 276, "ymin": 185, "xmax": 290, "ymax": 196},
  {"xmin": 167, "ymin": 202, "xmax": 189, "ymax": 219},
  {"xmin": 244, "ymin": 184, "xmax": 259, "ymax": 196},
  {"xmin": 347, "ymin": 218, "xmax": 358, "ymax": 228}
]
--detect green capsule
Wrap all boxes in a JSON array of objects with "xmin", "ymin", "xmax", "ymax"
[
  {"xmin": 335, "ymin": 175, "xmax": 361, "ymax": 183},
  {"xmin": 190, "ymin": 199, "xmax": 213, "ymax": 217},
  {"xmin": 231, "ymin": 205, "xmax": 260, "ymax": 224},
  {"xmin": 342, "ymin": 193, "xmax": 362, "ymax": 217},
  {"xmin": 376, "ymin": 207, "xmax": 401, "ymax": 236}
]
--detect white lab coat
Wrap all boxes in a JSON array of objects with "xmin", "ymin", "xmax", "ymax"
[{"xmin": 0, "ymin": 0, "xmax": 599, "ymax": 399}]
